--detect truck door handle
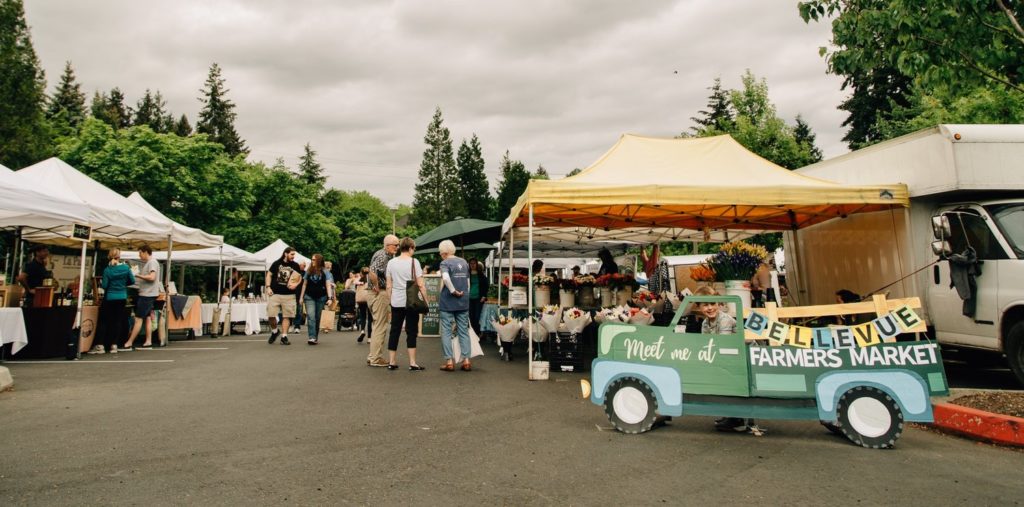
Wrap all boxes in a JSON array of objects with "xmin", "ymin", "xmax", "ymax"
[{"xmin": 933, "ymin": 265, "xmax": 940, "ymax": 285}]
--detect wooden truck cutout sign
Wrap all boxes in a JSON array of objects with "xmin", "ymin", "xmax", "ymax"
[{"xmin": 582, "ymin": 295, "xmax": 949, "ymax": 448}]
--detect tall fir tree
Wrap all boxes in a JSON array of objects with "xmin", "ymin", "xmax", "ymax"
[
  {"xmin": 298, "ymin": 142, "xmax": 326, "ymax": 189},
  {"xmin": 455, "ymin": 134, "xmax": 492, "ymax": 220},
  {"xmin": 0, "ymin": 0, "xmax": 51, "ymax": 168},
  {"xmin": 174, "ymin": 113, "xmax": 192, "ymax": 137},
  {"xmin": 47, "ymin": 61, "xmax": 87, "ymax": 136},
  {"xmin": 91, "ymin": 88, "xmax": 130, "ymax": 129},
  {"xmin": 687, "ymin": 77, "xmax": 733, "ymax": 136},
  {"xmin": 411, "ymin": 107, "xmax": 461, "ymax": 227},
  {"xmin": 196, "ymin": 63, "xmax": 248, "ymax": 157},
  {"xmin": 133, "ymin": 89, "xmax": 171, "ymax": 133},
  {"xmin": 533, "ymin": 165, "xmax": 549, "ymax": 180},
  {"xmin": 492, "ymin": 150, "xmax": 531, "ymax": 222},
  {"xmin": 793, "ymin": 115, "xmax": 823, "ymax": 164},
  {"xmin": 837, "ymin": 66, "xmax": 913, "ymax": 149}
]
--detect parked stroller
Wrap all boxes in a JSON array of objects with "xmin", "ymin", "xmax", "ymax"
[{"xmin": 336, "ymin": 289, "xmax": 358, "ymax": 330}]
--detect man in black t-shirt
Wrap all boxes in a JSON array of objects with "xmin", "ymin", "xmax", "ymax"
[
  {"xmin": 265, "ymin": 247, "xmax": 303, "ymax": 345},
  {"xmin": 17, "ymin": 245, "xmax": 51, "ymax": 308}
]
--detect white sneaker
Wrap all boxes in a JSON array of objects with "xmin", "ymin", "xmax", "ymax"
[
  {"xmin": 87, "ymin": 345, "xmax": 105, "ymax": 355},
  {"xmin": 110, "ymin": 345, "xmax": 118, "ymax": 354}
]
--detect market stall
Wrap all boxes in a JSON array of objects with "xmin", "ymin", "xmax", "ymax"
[{"xmin": 498, "ymin": 133, "xmax": 910, "ymax": 379}]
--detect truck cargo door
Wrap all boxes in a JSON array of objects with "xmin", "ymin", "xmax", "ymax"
[{"xmin": 929, "ymin": 209, "xmax": 1003, "ymax": 348}]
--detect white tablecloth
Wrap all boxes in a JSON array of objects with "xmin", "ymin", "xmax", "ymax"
[
  {"xmin": 201, "ymin": 303, "xmax": 268, "ymax": 335},
  {"xmin": 0, "ymin": 308, "xmax": 28, "ymax": 355}
]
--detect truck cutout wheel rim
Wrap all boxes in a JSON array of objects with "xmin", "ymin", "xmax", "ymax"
[
  {"xmin": 846, "ymin": 397, "xmax": 891, "ymax": 438},
  {"xmin": 612, "ymin": 386, "xmax": 650, "ymax": 425}
]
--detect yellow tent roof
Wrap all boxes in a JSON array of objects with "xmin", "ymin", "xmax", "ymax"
[{"xmin": 503, "ymin": 134, "xmax": 908, "ymax": 244}]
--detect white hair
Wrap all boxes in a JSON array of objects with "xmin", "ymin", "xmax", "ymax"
[
  {"xmin": 438, "ymin": 240, "xmax": 457, "ymax": 256},
  {"xmin": 383, "ymin": 234, "xmax": 399, "ymax": 246}
]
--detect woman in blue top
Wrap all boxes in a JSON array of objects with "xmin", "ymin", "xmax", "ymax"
[
  {"xmin": 94, "ymin": 249, "xmax": 135, "ymax": 354},
  {"xmin": 299, "ymin": 253, "xmax": 333, "ymax": 345}
]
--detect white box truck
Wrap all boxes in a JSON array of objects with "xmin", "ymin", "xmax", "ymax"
[{"xmin": 784, "ymin": 125, "xmax": 1024, "ymax": 384}]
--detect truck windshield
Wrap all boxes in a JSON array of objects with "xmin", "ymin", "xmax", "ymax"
[{"xmin": 987, "ymin": 203, "xmax": 1024, "ymax": 259}]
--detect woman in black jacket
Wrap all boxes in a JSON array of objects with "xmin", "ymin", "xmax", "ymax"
[{"xmin": 467, "ymin": 257, "xmax": 489, "ymax": 337}]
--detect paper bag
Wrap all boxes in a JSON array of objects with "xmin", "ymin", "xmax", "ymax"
[{"xmin": 320, "ymin": 309, "xmax": 337, "ymax": 330}]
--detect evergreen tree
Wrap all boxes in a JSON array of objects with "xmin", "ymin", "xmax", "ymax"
[
  {"xmin": 836, "ymin": 66, "xmax": 913, "ymax": 149},
  {"xmin": 687, "ymin": 77, "xmax": 733, "ymax": 135},
  {"xmin": 196, "ymin": 63, "xmax": 248, "ymax": 157},
  {"xmin": 133, "ymin": 89, "xmax": 171, "ymax": 133},
  {"xmin": 298, "ymin": 142, "xmax": 326, "ymax": 189},
  {"xmin": 91, "ymin": 88, "xmax": 130, "ymax": 129},
  {"xmin": 455, "ymin": 134, "xmax": 493, "ymax": 220},
  {"xmin": 0, "ymin": 0, "xmax": 51, "ymax": 168},
  {"xmin": 174, "ymin": 114, "xmax": 192, "ymax": 137},
  {"xmin": 793, "ymin": 115, "xmax": 823, "ymax": 164},
  {"xmin": 492, "ymin": 150, "xmax": 531, "ymax": 222},
  {"xmin": 565, "ymin": 168, "xmax": 582, "ymax": 177},
  {"xmin": 47, "ymin": 61, "xmax": 87, "ymax": 136},
  {"xmin": 411, "ymin": 107, "xmax": 461, "ymax": 227},
  {"xmin": 533, "ymin": 165, "xmax": 549, "ymax": 180}
]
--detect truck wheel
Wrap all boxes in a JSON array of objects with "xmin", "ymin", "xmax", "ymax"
[
  {"xmin": 603, "ymin": 377, "xmax": 658, "ymax": 434},
  {"xmin": 836, "ymin": 386, "xmax": 903, "ymax": 449},
  {"xmin": 1006, "ymin": 322, "xmax": 1024, "ymax": 386},
  {"xmin": 819, "ymin": 421, "xmax": 842, "ymax": 436}
]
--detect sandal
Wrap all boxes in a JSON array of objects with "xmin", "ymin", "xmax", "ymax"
[
  {"xmin": 409, "ymin": 365, "xmax": 425, "ymax": 371},
  {"xmin": 440, "ymin": 362, "xmax": 455, "ymax": 372},
  {"xmin": 387, "ymin": 364, "xmax": 399, "ymax": 370},
  {"xmin": 461, "ymin": 361, "xmax": 472, "ymax": 372}
]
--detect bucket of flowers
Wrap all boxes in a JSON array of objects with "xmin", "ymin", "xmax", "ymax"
[
  {"xmin": 502, "ymin": 273, "xmax": 529, "ymax": 307},
  {"xmin": 574, "ymin": 274, "xmax": 597, "ymax": 307},
  {"xmin": 704, "ymin": 241, "xmax": 769, "ymax": 311},
  {"xmin": 532, "ymin": 273, "xmax": 555, "ymax": 307}
]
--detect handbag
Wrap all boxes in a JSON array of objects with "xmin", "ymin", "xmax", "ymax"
[{"xmin": 406, "ymin": 259, "xmax": 428, "ymax": 314}]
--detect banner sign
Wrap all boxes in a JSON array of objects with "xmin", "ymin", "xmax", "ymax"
[{"xmin": 743, "ymin": 305, "xmax": 923, "ymax": 349}]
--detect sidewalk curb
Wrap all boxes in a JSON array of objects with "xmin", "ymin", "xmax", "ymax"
[
  {"xmin": 0, "ymin": 366, "xmax": 12, "ymax": 392},
  {"xmin": 931, "ymin": 402, "xmax": 1024, "ymax": 447}
]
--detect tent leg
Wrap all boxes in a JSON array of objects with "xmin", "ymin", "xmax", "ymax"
[
  {"xmin": 162, "ymin": 236, "xmax": 173, "ymax": 346},
  {"xmin": 527, "ymin": 204, "xmax": 534, "ymax": 379}
]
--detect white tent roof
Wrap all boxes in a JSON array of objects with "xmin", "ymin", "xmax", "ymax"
[
  {"xmin": 12, "ymin": 158, "xmax": 175, "ymax": 248},
  {"xmin": 122, "ymin": 243, "xmax": 265, "ymax": 271},
  {"xmin": 253, "ymin": 239, "xmax": 311, "ymax": 270},
  {"xmin": 126, "ymin": 192, "xmax": 222, "ymax": 249},
  {"xmin": 0, "ymin": 163, "xmax": 91, "ymax": 232},
  {"xmin": 663, "ymin": 254, "xmax": 714, "ymax": 267}
]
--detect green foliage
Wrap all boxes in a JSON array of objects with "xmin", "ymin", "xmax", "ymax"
[
  {"xmin": 687, "ymin": 77, "xmax": 733, "ymax": 136},
  {"xmin": 0, "ymin": 0, "xmax": 51, "ymax": 168},
  {"xmin": 565, "ymin": 168, "xmax": 582, "ymax": 177},
  {"xmin": 875, "ymin": 84, "xmax": 1024, "ymax": 139},
  {"xmin": 836, "ymin": 63, "xmax": 913, "ymax": 149},
  {"xmin": 173, "ymin": 114, "xmax": 192, "ymax": 137},
  {"xmin": 411, "ymin": 107, "xmax": 462, "ymax": 227},
  {"xmin": 533, "ymin": 165, "xmax": 549, "ymax": 180},
  {"xmin": 132, "ymin": 89, "xmax": 174, "ymax": 133},
  {"xmin": 298, "ymin": 142, "xmax": 326, "ymax": 189},
  {"xmin": 47, "ymin": 61, "xmax": 87, "ymax": 137},
  {"xmin": 492, "ymin": 150, "xmax": 531, "ymax": 221},
  {"xmin": 90, "ymin": 88, "xmax": 131, "ymax": 130},
  {"xmin": 691, "ymin": 71, "xmax": 823, "ymax": 169},
  {"xmin": 799, "ymin": 0, "xmax": 1024, "ymax": 94},
  {"xmin": 455, "ymin": 134, "xmax": 493, "ymax": 220},
  {"xmin": 793, "ymin": 115, "xmax": 823, "ymax": 163},
  {"xmin": 196, "ymin": 63, "xmax": 248, "ymax": 157}
]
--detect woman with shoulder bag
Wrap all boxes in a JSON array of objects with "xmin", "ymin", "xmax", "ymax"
[
  {"xmin": 299, "ymin": 254, "xmax": 331, "ymax": 345},
  {"xmin": 384, "ymin": 237, "xmax": 428, "ymax": 371}
]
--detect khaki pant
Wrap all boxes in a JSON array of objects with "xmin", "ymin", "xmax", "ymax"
[{"xmin": 367, "ymin": 290, "xmax": 391, "ymax": 362}]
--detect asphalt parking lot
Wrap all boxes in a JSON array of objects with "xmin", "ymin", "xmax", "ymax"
[{"xmin": 2, "ymin": 331, "xmax": 1023, "ymax": 506}]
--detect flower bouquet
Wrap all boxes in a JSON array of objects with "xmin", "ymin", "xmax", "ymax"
[
  {"xmin": 573, "ymin": 274, "xmax": 596, "ymax": 287},
  {"xmin": 526, "ymin": 316, "xmax": 548, "ymax": 343},
  {"xmin": 689, "ymin": 264, "xmax": 717, "ymax": 283},
  {"xmin": 502, "ymin": 273, "xmax": 529, "ymax": 287},
  {"xmin": 633, "ymin": 290, "xmax": 661, "ymax": 310},
  {"xmin": 562, "ymin": 307, "xmax": 592, "ymax": 334},
  {"xmin": 532, "ymin": 273, "xmax": 555, "ymax": 287},
  {"xmin": 557, "ymin": 277, "xmax": 578, "ymax": 291},
  {"xmin": 705, "ymin": 241, "xmax": 769, "ymax": 282},
  {"xmin": 539, "ymin": 305, "xmax": 561, "ymax": 333},
  {"xmin": 492, "ymin": 314, "xmax": 522, "ymax": 343},
  {"xmin": 628, "ymin": 307, "xmax": 655, "ymax": 326}
]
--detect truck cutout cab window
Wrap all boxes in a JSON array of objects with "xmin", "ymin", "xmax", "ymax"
[
  {"xmin": 986, "ymin": 203, "xmax": 1024, "ymax": 259},
  {"xmin": 944, "ymin": 210, "xmax": 1008, "ymax": 260}
]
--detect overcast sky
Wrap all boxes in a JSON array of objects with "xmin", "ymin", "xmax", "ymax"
[{"xmin": 24, "ymin": 0, "xmax": 847, "ymax": 207}]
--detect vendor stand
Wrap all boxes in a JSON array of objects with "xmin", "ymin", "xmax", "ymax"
[{"xmin": 497, "ymin": 134, "xmax": 910, "ymax": 380}]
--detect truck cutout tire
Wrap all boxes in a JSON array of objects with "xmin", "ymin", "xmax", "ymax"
[
  {"xmin": 1005, "ymin": 322, "xmax": 1024, "ymax": 386},
  {"xmin": 604, "ymin": 377, "xmax": 658, "ymax": 434},
  {"xmin": 819, "ymin": 420, "xmax": 843, "ymax": 436},
  {"xmin": 836, "ymin": 386, "xmax": 904, "ymax": 449}
]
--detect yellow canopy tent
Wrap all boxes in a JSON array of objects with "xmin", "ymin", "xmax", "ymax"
[{"xmin": 497, "ymin": 134, "xmax": 910, "ymax": 379}]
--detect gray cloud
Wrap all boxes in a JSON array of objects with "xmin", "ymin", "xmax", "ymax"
[{"xmin": 25, "ymin": 0, "xmax": 850, "ymax": 206}]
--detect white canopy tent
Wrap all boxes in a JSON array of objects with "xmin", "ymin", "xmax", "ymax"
[
  {"xmin": 126, "ymin": 192, "xmax": 223, "ymax": 249},
  {"xmin": 253, "ymin": 239, "xmax": 311, "ymax": 269},
  {"xmin": 122, "ymin": 244, "xmax": 264, "ymax": 271},
  {"xmin": 0, "ymin": 163, "xmax": 90, "ymax": 233}
]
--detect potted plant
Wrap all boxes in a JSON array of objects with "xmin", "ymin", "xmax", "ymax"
[
  {"xmin": 704, "ymin": 241, "xmax": 769, "ymax": 311},
  {"xmin": 532, "ymin": 273, "xmax": 555, "ymax": 307},
  {"xmin": 574, "ymin": 274, "xmax": 597, "ymax": 308},
  {"xmin": 557, "ymin": 277, "xmax": 577, "ymax": 308}
]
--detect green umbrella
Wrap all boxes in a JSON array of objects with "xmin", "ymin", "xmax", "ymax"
[
  {"xmin": 413, "ymin": 218, "xmax": 503, "ymax": 251},
  {"xmin": 416, "ymin": 242, "xmax": 495, "ymax": 256}
]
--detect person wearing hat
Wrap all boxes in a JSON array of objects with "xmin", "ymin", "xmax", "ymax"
[{"xmin": 17, "ymin": 245, "xmax": 51, "ymax": 308}]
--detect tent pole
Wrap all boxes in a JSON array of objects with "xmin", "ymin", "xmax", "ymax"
[
  {"xmin": 508, "ymin": 230, "xmax": 514, "ymax": 312},
  {"xmin": 527, "ymin": 204, "xmax": 534, "ymax": 379},
  {"xmin": 216, "ymin": 245, "xmax": 223, "ymax": 310},
  {"xmin": 11, "ymin": 227, "xmax": 22, "ymax": 279},
  {"xmin": 162, "ymin": 236, "xmax": 173, "ymax": 346},
  {"xmin": 178, "ymin": 264, "xmax": 185, "ymax": 293},
  {"xmin": 495, "ymin": 242, "xmax": 502, "ymax": 307},
  {"xmin": 74, "ymin": 240, "xmax": 87, "ymax": 329}
]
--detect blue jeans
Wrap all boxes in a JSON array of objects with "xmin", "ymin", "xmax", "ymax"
[
  {"xmin": 303, "ymin": 295, "xmax": 327, "ymax": 340},
  {"xmin": 440, "ymin": 310, "xmax": 471, "ymax": 361}
]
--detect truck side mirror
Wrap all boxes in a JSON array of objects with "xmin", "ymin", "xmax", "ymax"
[
  {"xmin": 931, "ymin": 215, "xmax": 951, "ymax": 240},
  {"xmin": 931, "ymin": 240, "xmax": 952, "ymax": 258}
]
